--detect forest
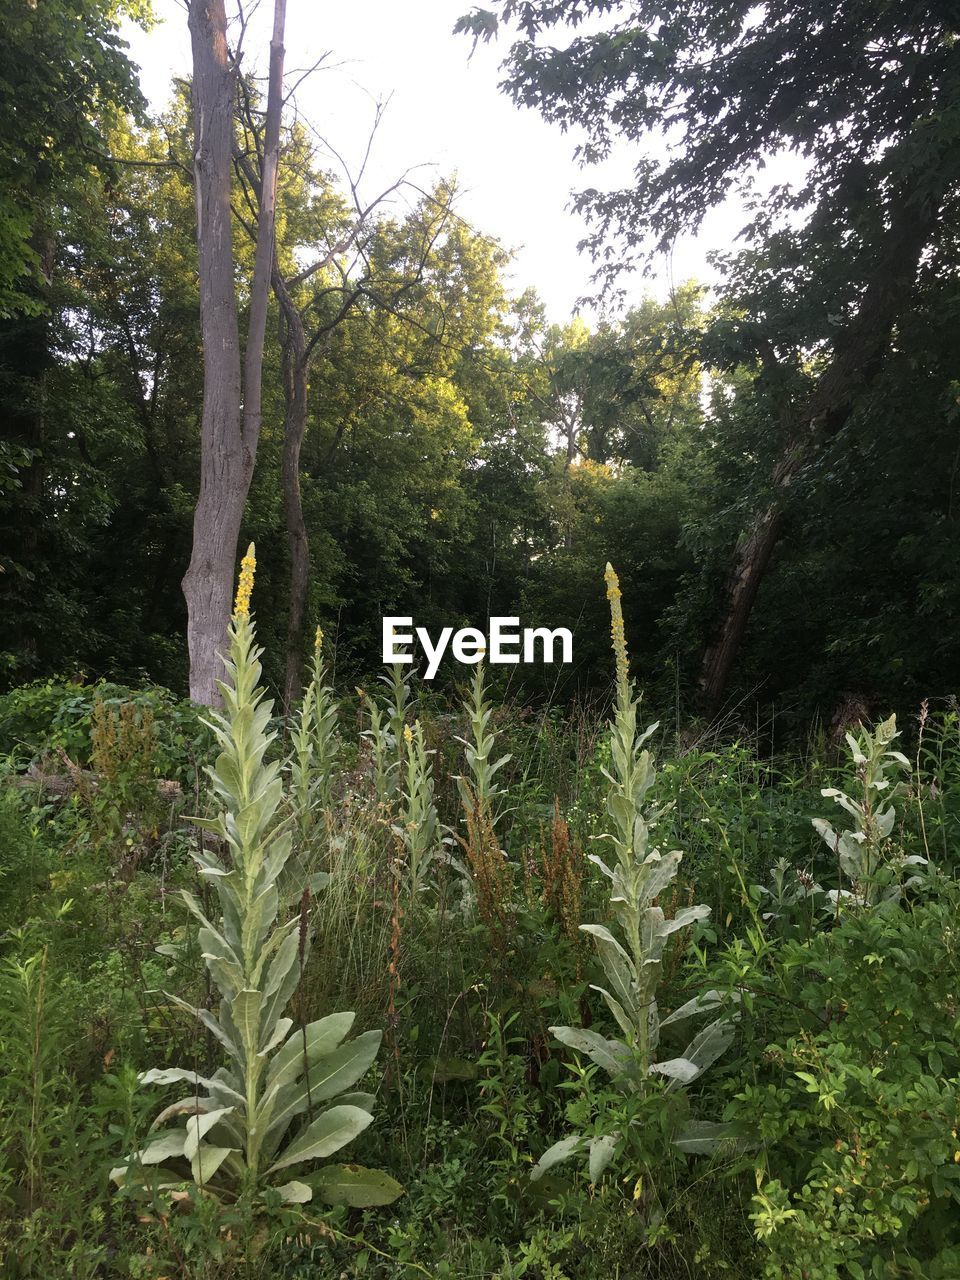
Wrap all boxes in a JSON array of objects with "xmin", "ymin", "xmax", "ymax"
[{"xmin": 1, "ymin": 1, "xmax": 959, "ymax": 1277}]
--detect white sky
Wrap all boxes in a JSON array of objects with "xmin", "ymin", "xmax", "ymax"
[{"xmin": 121, "ymin": 0, "xmax": 766, "ymax": 322}]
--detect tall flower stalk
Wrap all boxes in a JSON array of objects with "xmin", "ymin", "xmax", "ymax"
[
  {"xmin": 394, "ymin": 720, "xmax": 445, "ymax": 896},
  {"xmin": 290, "ymin": 627, "xmax": 340, "ymax": 836},
  {"xmin": 456, "ymin": 662, "xmax": 511, "ymax": 830},
  {"xmin": 113, "ymin": 546, "xmax": 400, "ymax": 1209},
  {"xmin": 455, "ymin": 663, "xmax": 513, "ymax": 927},
  {"xmin": 533, "ymin": 563, "xmax": 735, "ymax": 1184}
]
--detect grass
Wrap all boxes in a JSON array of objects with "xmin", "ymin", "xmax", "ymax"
[{"xmin": 0, "ymin": 663, "xmax": 958, "ymax": 1278}]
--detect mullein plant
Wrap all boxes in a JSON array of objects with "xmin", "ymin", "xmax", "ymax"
[
  {"xmin": 393, "ymin": 719, "xmax": 447, "ymax": 896},
  {"xmin": 112, "ymin": 547, "xmax": 401, "ymax": 1209},
  {"xmin": 382, "ymin": 662, "xmax": 411, "ymax": 769},
  {"xmin": 455, "ymin": 662, "xmax": 511, "ymax": 829},
  {"xmin": 455, "ymin": 662, "xmax": 514, "ymax": 926},
  {"xmin": 814, "ymin": 713, "xmax": 927, "ymax": 908},
  {"xmin": 532, "ymin": 564, "xmax": 738, "ymax": 1185},
  {"xmin": 361, "ymin": 692, "xmax": 400, "ymax": 805},
  {"xmin": 289, "ymin": 627, "xmax": 340, "ymax": 838}
]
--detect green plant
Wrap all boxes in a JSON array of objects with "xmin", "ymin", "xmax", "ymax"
[
  {"xmin": 0, "ymin": 678, "xmax": 211, "ymax": 791},
  {"xmin": 289, "ymin": 627, "xmax": 341, "ymax": 837},
  {"xmin": 0, "ymin": 944, "xmax": 58, "ymax": 1214},
  {"xmin": 113, "ymin": 547, "xmax": 401, "ymax": 1211},
  {"xmin": 475, "ymin": 1010, "xmax": 543, "ymax": 1215},
  {"xmin": 814, "ymin": 713, "xmax": 926, "ymax": 907},
  {"xmin": 382, "ymin": 663, "xmax": 411, "ymax": 768},
  {"xmin": 86, "ymin": 694, "xmax": 164, "ymax": 849},
  {"xmin": 362, "ymin": 691, "xmax": 399, "ymax": 806},
  {"xmin": 393, "ymin": 719, "xmax": 446, "ymax": 897},
  {"xmin": 455, "ymin": 664, "xmax": 514, "ymax": 929},
  {"xmin": 533, "ymin": 564, "xmax": 737, "ymax": 1185},
  {"xmin": 738, "ymin": 884, "xmax": 960, "ymax": 1278},
  {"xmin": 456, "ymin": 663, "xmax": 511, "ymax": 830}
]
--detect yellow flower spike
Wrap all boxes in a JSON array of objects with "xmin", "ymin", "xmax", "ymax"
[
  {"xmin": 604, "ymin": 562, "xmax": 629, "ymax": 692},
  {"xmin": 403, "ymin": 724, "xmax": 414, "ymax": 746},
  {"xmin": 234, "ymin": 543, "xmax": 256, "ymax": 619},
  {"xmin": 314, "ymin": 626, "xmax": 323, "ymax": 655}
]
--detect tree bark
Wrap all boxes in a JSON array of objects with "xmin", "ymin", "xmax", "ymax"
[
  {"xmin": 274, "ymin": 270, "xmax": 311, "ymax": 710},
  {"xmin": 181, "ymin": 0, "xmax": 286, "ymax": 706},
  {"xmin": 698, "ymin": 193, "xmax": 943, "ymax": 716}
]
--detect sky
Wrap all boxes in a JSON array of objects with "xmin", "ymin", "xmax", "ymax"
[{"xmin": 120, "ymin": 0, "xmax": 757, "ymax": 322}]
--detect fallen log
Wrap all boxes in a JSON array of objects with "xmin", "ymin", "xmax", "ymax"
[{"xmin": 7, "ymin": 749, "xmax": 183, "ymax": 802}]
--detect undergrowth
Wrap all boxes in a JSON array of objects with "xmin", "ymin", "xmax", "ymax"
[{"xmin": 1, "ymin": 569, "xmax": 958, "ymax": 1278}]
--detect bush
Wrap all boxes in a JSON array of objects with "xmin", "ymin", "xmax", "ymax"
[{"xmin": 0, "ymin": 677, "xmax": 212, "ymax": 790}]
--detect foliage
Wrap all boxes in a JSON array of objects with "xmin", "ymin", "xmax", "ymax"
[
  {"xmin": 3, "ymin": 8, "xmax": 960, "ymax": 1268},
  {"xmin": 734, "ymin": 884, "xmax": 960, "ymax": 1279},
  {"xmin": 2, "ymin": 641, "xmax": 960, "ymax": 1275},
  {"xmin": 113, "ymin": 548, "xmax": 398, "ymax": 1212},
  {"xmin": 533, "ymin": 564, "xmax": 736, "ymax": 1186},
  {"xmin": 289, "ymin": 628, "xmax": 341, "ymax": 838},
  {"xmin": 394, "ymin": 719, "xmax": 447, "ymax": 897},
  {"xmin": 813, "ymin": 713, "xmax": 926, "ymax": 907},
  {"xmin": 0, "ymin": 677, "xmax": 211, "ymax": 789}
]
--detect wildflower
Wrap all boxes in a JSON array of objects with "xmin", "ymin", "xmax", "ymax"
[
  {"xmin": 403, "ymin": 724, "xmax": 413, "ymax": 746},
  {"xmin": 234, "ymin": 543, "xmax": 256, "ymax": 619},
  {"xmin": 604, "ymin": 561, "xmax": 628, "ymax": 692},
  {"xmin": 315, "ymin": 625, "xmax": 324, "ymax": 654}
]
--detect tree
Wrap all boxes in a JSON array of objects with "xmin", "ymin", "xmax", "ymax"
[
  {"xmin": 0, "ymin": 0, "xmax": 146, "ymax": 318},
  {"xmin": 264, "ymin": 201, "xmax": 511, "ymax": 681},
  {"xmin": 460, "ymin": 0, "xmax": 960, "ymax": 711},
  {"xmin": 0, "ymin": 0, "xmax": 146, "ymax": 677},
  {"xmin": 233, "ymin": 96, "xmax": 460, "ymax": 707},
  {"xmin": 181, "ymin": 0, "xmax": 286, "ymax": 706}
]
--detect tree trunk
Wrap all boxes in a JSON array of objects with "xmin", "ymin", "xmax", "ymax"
[
  {"xmin": 181, "ymin": 0, "xmax": 286, "ymax": 705},
  {"xmin": 275, "ymin": 271, "xmax": 311, "ymax": 710},
  {"xmin": 698, "ymin": 193, "xmax": 943, "ymax": 716}
]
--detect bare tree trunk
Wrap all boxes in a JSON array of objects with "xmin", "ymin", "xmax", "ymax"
[
  {"xmin": 698, "ymin": 195, "xmax": 942, "ymax": 716},
  {"xmin": 274, "ymin": 272, "xmax": 311, "ymax": 710},
  {"xmin": 259, "ymin": 173, "xmax": 452, "ymax": 704},
  {"xmin": 182, "ymin": 0, "xmax": 286, "ymax": 705}
]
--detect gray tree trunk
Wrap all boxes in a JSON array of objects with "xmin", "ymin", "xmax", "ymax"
[
  {"xmin": 275, "ymin": 271, "xmax": 311, "ymax": 711},
  {"xmin": 182, "ymin": 0, "xmax": 286, "ymax": 706}
]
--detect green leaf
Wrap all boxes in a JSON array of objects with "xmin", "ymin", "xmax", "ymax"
[
  {"xmin": 311, "ymin": 1164, "xmax": 404, "ymax": 1207},
  {"xmin": 588, "ymin": 1133, "xmax": 619, "ymax": 1183},
  {"xmin": 183, "ymin": 1107, "xmax": 234, "ymax": 1162},
  {"xmin": 136, "ymin": 1130, "xmax": 186, "ymax": 1166},
  {"xmin": 551, "ymin": 1025, "xmax": 635, "ymax": 1081},
  {"xmin": 671, "ymin": 1121, "xmax": 744, "ymax": 1155},
  {"xmin": 649, "ymin": 1056, "xmax": 699, "ymax": 1084},
  {"xmin": 591, "ymin": 984, "xmax": 636, "ymax": 1040},
  {"xmin": 262, "ymin": 1031, "xmax": 381, "ymax": 1156},
  {"xmin": 274, "ymin": 1180, "xmax": 313, "ymax": 1203},
  {"xmin": 190, "ymin": 1143, "xmax": 235, "ymax": 1185},
  {"xmin": 230, "ymin": 989, "xmax": 263, "ymax": 1059},
  {"xmin": 267, "ymin": 1012, "xmax": 356, "ymax": 1091},
  {"xmin": 530, "ymin": 1133, "xmax": 586, "ymax": 1181},
  {"xmin": 268, "ymin": 1104, "xmax": 374, "ymax": 1173}
]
